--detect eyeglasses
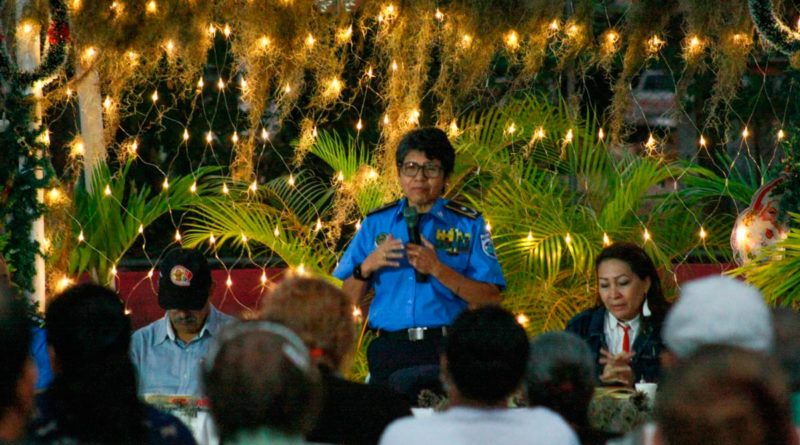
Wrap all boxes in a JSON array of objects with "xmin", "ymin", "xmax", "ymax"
[{"xmin": 398, "ymin": 161, "xmax": 444, "ymax": 179}]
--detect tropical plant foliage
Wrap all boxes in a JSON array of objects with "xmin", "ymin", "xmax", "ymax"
[{"xmin": 69, "ymin": 161, "xmax": 217, "ymax": 286}]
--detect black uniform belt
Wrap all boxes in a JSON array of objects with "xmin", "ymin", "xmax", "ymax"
[{"xmin": 372, "ymin": 326, "xmax": 449, "ymax": 342}]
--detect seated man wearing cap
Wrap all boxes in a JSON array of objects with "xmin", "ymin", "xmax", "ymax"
[{"xmin": 131, "ymin": 248, "xmax": 236, "ymax": 397}]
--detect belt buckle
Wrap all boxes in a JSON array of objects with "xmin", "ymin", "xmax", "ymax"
[{"xmin": 407, "ymin": 327, "xmax": 426, "ymax": 341}]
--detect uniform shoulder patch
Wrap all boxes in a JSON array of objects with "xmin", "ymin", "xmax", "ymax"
[
  {"xmin": 366, "ymin": 200, "xmax": 400, "ymax": 217},
  {"xmin": 444, "ymin": 201, "xmax": 480, "ymax": 219}
]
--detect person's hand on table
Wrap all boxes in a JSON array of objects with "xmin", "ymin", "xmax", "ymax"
[
  {"xmin": 362, "ymin": 235, "xmax": 405, "ymax": 276},
  {"xmin": 599, "ymin": 348, "xmax": 635, "ymax": 387},
  {"xmin": 406, "ymin": 237, "xmax": 442, "ymax": 276}
]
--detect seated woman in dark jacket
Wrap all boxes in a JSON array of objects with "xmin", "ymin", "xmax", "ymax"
[{"xmin": 565, "ymin": 242, "xmax": 669, "ymax": 386}]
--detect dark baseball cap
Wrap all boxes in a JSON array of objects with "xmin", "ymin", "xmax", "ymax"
[{"xmin": 157, "ymin": 248, "xmax": 212, "ymax": 310}]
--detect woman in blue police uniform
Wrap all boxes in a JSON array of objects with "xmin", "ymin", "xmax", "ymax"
[{"xmin": 333, "ymin": 127, "xmax": 505, "ymax": 396}]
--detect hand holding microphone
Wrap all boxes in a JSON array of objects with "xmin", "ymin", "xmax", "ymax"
[{"xmin": 403, "ymin": 206, "xmax": 432, "ymax": 282}]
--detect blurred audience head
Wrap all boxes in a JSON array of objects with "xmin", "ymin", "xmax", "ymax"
[
  {"xmin": 772, "ymin": 307, "xmax": 800, "ymax": 394},
  {"xmin": 663, "ymin": 276, "xmax": 772, "ymax": 360},
  {"xmin": 45, "ymin": 283, "xmax": 143, "ymax": 443},
  {"xmin": 258, "ymin": 277, "xmax": 355, "ymax": 371},
  {"xmin": 655, "ymin": 345, "xmax": 794, "ymax": 445},
  {"xmin": 526, "ymin": 331, "xmax": 595, "ymax": 428},
  {"xmin": 443, "ymin": 305, "xmax": 529, "ymax": 406},
  {"xmin": 203, "ymin": 321, "xmax": 321, "ymax": 442},
  {"xmin": 0, "ymin": 258, "xmax": 35, "ymax": 441}
]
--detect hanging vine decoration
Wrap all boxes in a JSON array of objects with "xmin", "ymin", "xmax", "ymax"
[
  {"xmin": 748, "ymin": 0, "xmax": 800, "ymax": 64},
  {"xmin": 0, "ymin": 0, "xmax": 67, "ymax": 296},
  {"xmin": 0, "ymin": 0, "xmax": 69, "ymax": 85}
]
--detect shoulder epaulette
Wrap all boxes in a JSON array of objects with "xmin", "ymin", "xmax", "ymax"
[
  {"xmin": 444, "ymin": 201, "xmax": 480, "ymax": 219},
  {"xmin": 366, "ymin": 200, "xmax": 400, "ymax": 217}
]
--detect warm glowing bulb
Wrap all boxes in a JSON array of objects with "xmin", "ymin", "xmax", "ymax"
[
  {"xmin": 353, "ymin": 306, "xmax": 362, "ymax": 319},
  {"xmin": 461, "ymin": 34, "xmax": 472, "ymax": 48},
  {"xmin": 606, "ymin": 30, "xmax": 619, "ymax": 43},
  {"xmin": 151, "ymin": 90, "xmax": 159, "ymax": 102},
  {"xmin": 147, "ymin": 269, "xmax": 154, "ymax": 278},
  {"xmin": 273, "ymin": 226, "xmax": 280, "ymax": 237},
  {"xmin": 190, "ymin": 181, "xmax": 197, "ymax": 193},
  {"xmin": 536, "ymin": 127, "xmax": 545, "ymax": 139},
  {"xmin": 241, "ymin": 233, "xmax": 248, "ymax": 243},
  {"xmin": 516, "ymin": 313, "xmax": 530, "ymax": 327},
  {"xmin": 355, "ymin": 220, "xmax": 362, "ymax": 231},
  {"xmin": 336, "ymin": 171, "xmax": 344, "ymax": 182},
  {"xmin": 526, "ymin": 231, "xmax": 533, "ymax": 241},
  {"xmin": 208, "ymin": 23, "xmax": 216, "ymax": 34},
  {"xmin": 83, "ymin": 47, "xmax": 97, "ymax": 61},
  {"xmin": 366, "ymin": 66, "xmax": 374, "ymax": 78},
  {"xmin": 742, "ymin": 126, "xmax": 750, "ymax": 139},
  {"xmin": 217, "ymin": 77, "xmax": 225, "ymax": 90},
  {"xmin": 565, "ymin": 129, "xmax": 574, "ymax": 143},
  {"xmin": 288, "ymin": 174, "xmax": 295, "ymax": 186},
  {"xmin": 223, "ymin": 24, "xmax": 231, "ymax": 37},
  {"xmin": 249, "ymin": 180, "xmax": 258, "ymax": 192},
  {"xmin": 383, "ymin": 114, "xmax": 390, "ymax": 125},
  {"xmin": 260, "ymin": 36, "xmax": 270, "ymax": 48},
  {"xmin": 368, "ymin": 168, "xmax": 378, "ymax": 180},
  {"xmin": 21, "ymin": 23, "xmax": 33, "ymax": 34},
  {"xmin": 485, "ymin": 221, "xmax": 492, "ymax": 232},
  {"xmin": 183, "ymin": 129, "xmax": 189, "ymax": 141},
  {"xmin": 78, "ymin": 230, "xmax": 85, "ymax": 242},
  {"xmin": 162, "ymin": 177, "xmax": 169, "ymax": 189},
  {"xmin": 297, "ymin": 264, "xmax": 306, "ymax": 276},
  {"xmin": 391, "ymin": 60, "xmax": 398, "ymax": 71},
  {"xmin": 435, "ymin": 8, "xmax": 444, "ymax": 21},
  {"xmin": 598, "ymin": 128, "xmax": 605, "ymax": 140},
  {"xmin": 231, "ymin": 131, "xmax": 239, "ymax": 143},
  {"xmin": 226, "ymin": 276, "xmax": 233, "ymax": 287},
  {"xmin": 56, "ymin": 276, "xmax": 74, "ymax": 292},
  {"xmin": 284, "ymin": 83, "xmax": 292, "ymax": 93},
  {"xmin": 111, "ymin": 265, "xmax": 118, "ymax": 276},
  {"xmin": 104, "ymin": 184, "xmax": 112, "ymax": 196},
  {"xmin": 197, "ymin": 77, "xmax": 204, "ymax": 88},
  {"xmin": 647, "ymin": 35, "xmax": 665, "ymax": 53},
  {"xmin": 209, "ymin": 233, "xmax": 216, "ymax": 245},
  {"xmin": 206, "ymin": 131, "xmax": 213, "ymax": 143},
  {"xmin": 138, "ymin": 224, "xmax": 144, "ymax": 234},
  {"xmin": 699, "ymin": 227, "xmax": 707, "ymax": 239},
  {"xmin": 409, "ymin": 108, "xmax": 420, "ymax": 125},
  {"xmin": 240, "ymin": 77, "xmax": 247, "ymax": 89},
  {"xmin": 549, "ymin": 19, "xmax": 560, "ymax": 31},
  {"xmin": 337, "ymin": 25, "xmax": 353, "ymax": 43},
  {"xmin": 505, "ymin": 30, "xmax": 519, "ymax": 49},
  {"xmin": 261, "ymin": 128, "xmax": 269, "ymax": 141},
  {"xmin": 66, "ymin": 87, "xmax": 73, "ymax": 97},
  {"xmin": 72, "ymin": 141, "xmax": 85, "ymax": 156},
  {"xmin": 565, "ymin": 232, "xmax": 572, "ymax": 244},
  {"xmin": 305, "ymin": 33, "xmax": 315, "ymax": 47},
  {"xmin": 222, "ymin": 183, "xmax": 229, "ymax": 194},
  {"xmin": 778, "ymin": 129, "xmax": 786, "ymax": 141},
  {"xmin": 645, "ymin": 134, "xmax": 657, "ymax": 150},
  {"xmin": 103, "ymin": 96, "xmax": 112, "ymax": 110},
  {"xmin": 603, "ymin": 233, "xmax": 611, "ymax": 246},
  {"xmin": 506, "ymin": 122, "xmax": 516, "ymax": 135},
  {"xmin": 129, "ymin": 140, "xmax": 138, "ymax": 155},
  {"xmin": 165, "ymin": 40, "xmax": 174, "ymax": 52},
  {"xmin": 260, "ymin": 271, "xmax": 268, "ymax": 285},
  {"xmin": 315, "ymin": 219, "xmax": 323, "ymax": 231},
  {"xmin": 643, "ymin": 228, "xmax": 651, "ymax": 242},
  {"xmin": 146, "ymin": 0, "xmax": 156, "ymax": 13},
  {"xmin": 356, "ymin": 119, "xmax": 363, "ymax": 131},
  {"xmin": 566, "ymin": 24, "xmax": 580, "ymax": 37},
  {"xmin": 174, "ymin": 230, "xmax": 182, "ymax": 242},
  {"xmin": 699, "ymin": 135, "xmax": 707, "ymax": 147},
  {"xmin": 736, "ymin": 225, "xmax": 748, "ymax": 244}
]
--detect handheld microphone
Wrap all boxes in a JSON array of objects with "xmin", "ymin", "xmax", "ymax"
[{"xmin": 402, "ymin": 205, "xmax": 429, "ymax": 283}]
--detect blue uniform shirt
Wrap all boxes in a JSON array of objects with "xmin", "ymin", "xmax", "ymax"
[{"xmin": 334, "ymin": 198, "xmax": 505, "ymax": 331}]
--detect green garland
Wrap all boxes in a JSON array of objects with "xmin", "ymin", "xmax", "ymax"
[{"xmin": 0, "ymin": 0, "xmax": 67, "ymax": 294}]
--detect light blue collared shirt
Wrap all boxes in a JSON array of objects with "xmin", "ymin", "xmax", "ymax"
[
  {"xmin": 334, "ymin": 198, "xmax": 505, "ymax": 331},
  {"xmin": 130, "ymin": 305, "xmax": 235, "ymax": 397}
]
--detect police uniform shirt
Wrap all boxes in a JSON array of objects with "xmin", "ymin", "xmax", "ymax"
[{"xmin": 333, "ymin": 198, "xmax": 505, "ymax": 331}]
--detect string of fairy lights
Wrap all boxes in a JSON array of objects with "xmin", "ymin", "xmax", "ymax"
[{"xmin": 16, "ymin": 1, "xmax": 795, "ymax": 326}]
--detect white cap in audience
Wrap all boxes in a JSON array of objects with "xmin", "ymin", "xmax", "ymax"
[{"xmin": 664, "ymin": 275, "xmax": 773, "ymax": 358}]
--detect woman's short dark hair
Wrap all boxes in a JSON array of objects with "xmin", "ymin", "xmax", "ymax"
[
  {"xmin": 595, "ymin": 242, "xmax": 668, "ymax": 320},
  {"xmin": 45, "ymin": 283, "xmax": 144, "ymax": 444},
  {"xmin": 203, "ymin": 322, "xmax": 321, "ymax": 441},
  {"xmin": 395, "ymin": 127, "xmax": 455, "ymax": 177}
]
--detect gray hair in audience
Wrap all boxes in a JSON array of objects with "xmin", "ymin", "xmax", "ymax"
[
  {"xmin": 203, "ymin": 321, "xmax": 322, "ymax": 441},
  {"xmin": 525, "ymin": 331, "xmax": 595, "ymax": 426},
  {"xmin": 663, "ymin": 275, "xmax": 773, "ymax": 358}
]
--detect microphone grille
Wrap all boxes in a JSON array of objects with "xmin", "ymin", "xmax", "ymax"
[{"xmin": 402, "ymin": 205, "xmax": 418, "ymax": 225}]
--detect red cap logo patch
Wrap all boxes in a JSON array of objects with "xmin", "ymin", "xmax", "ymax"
[{"xmin": 170, "ymin": 265, "xmax": 193, "ymax": 287}]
